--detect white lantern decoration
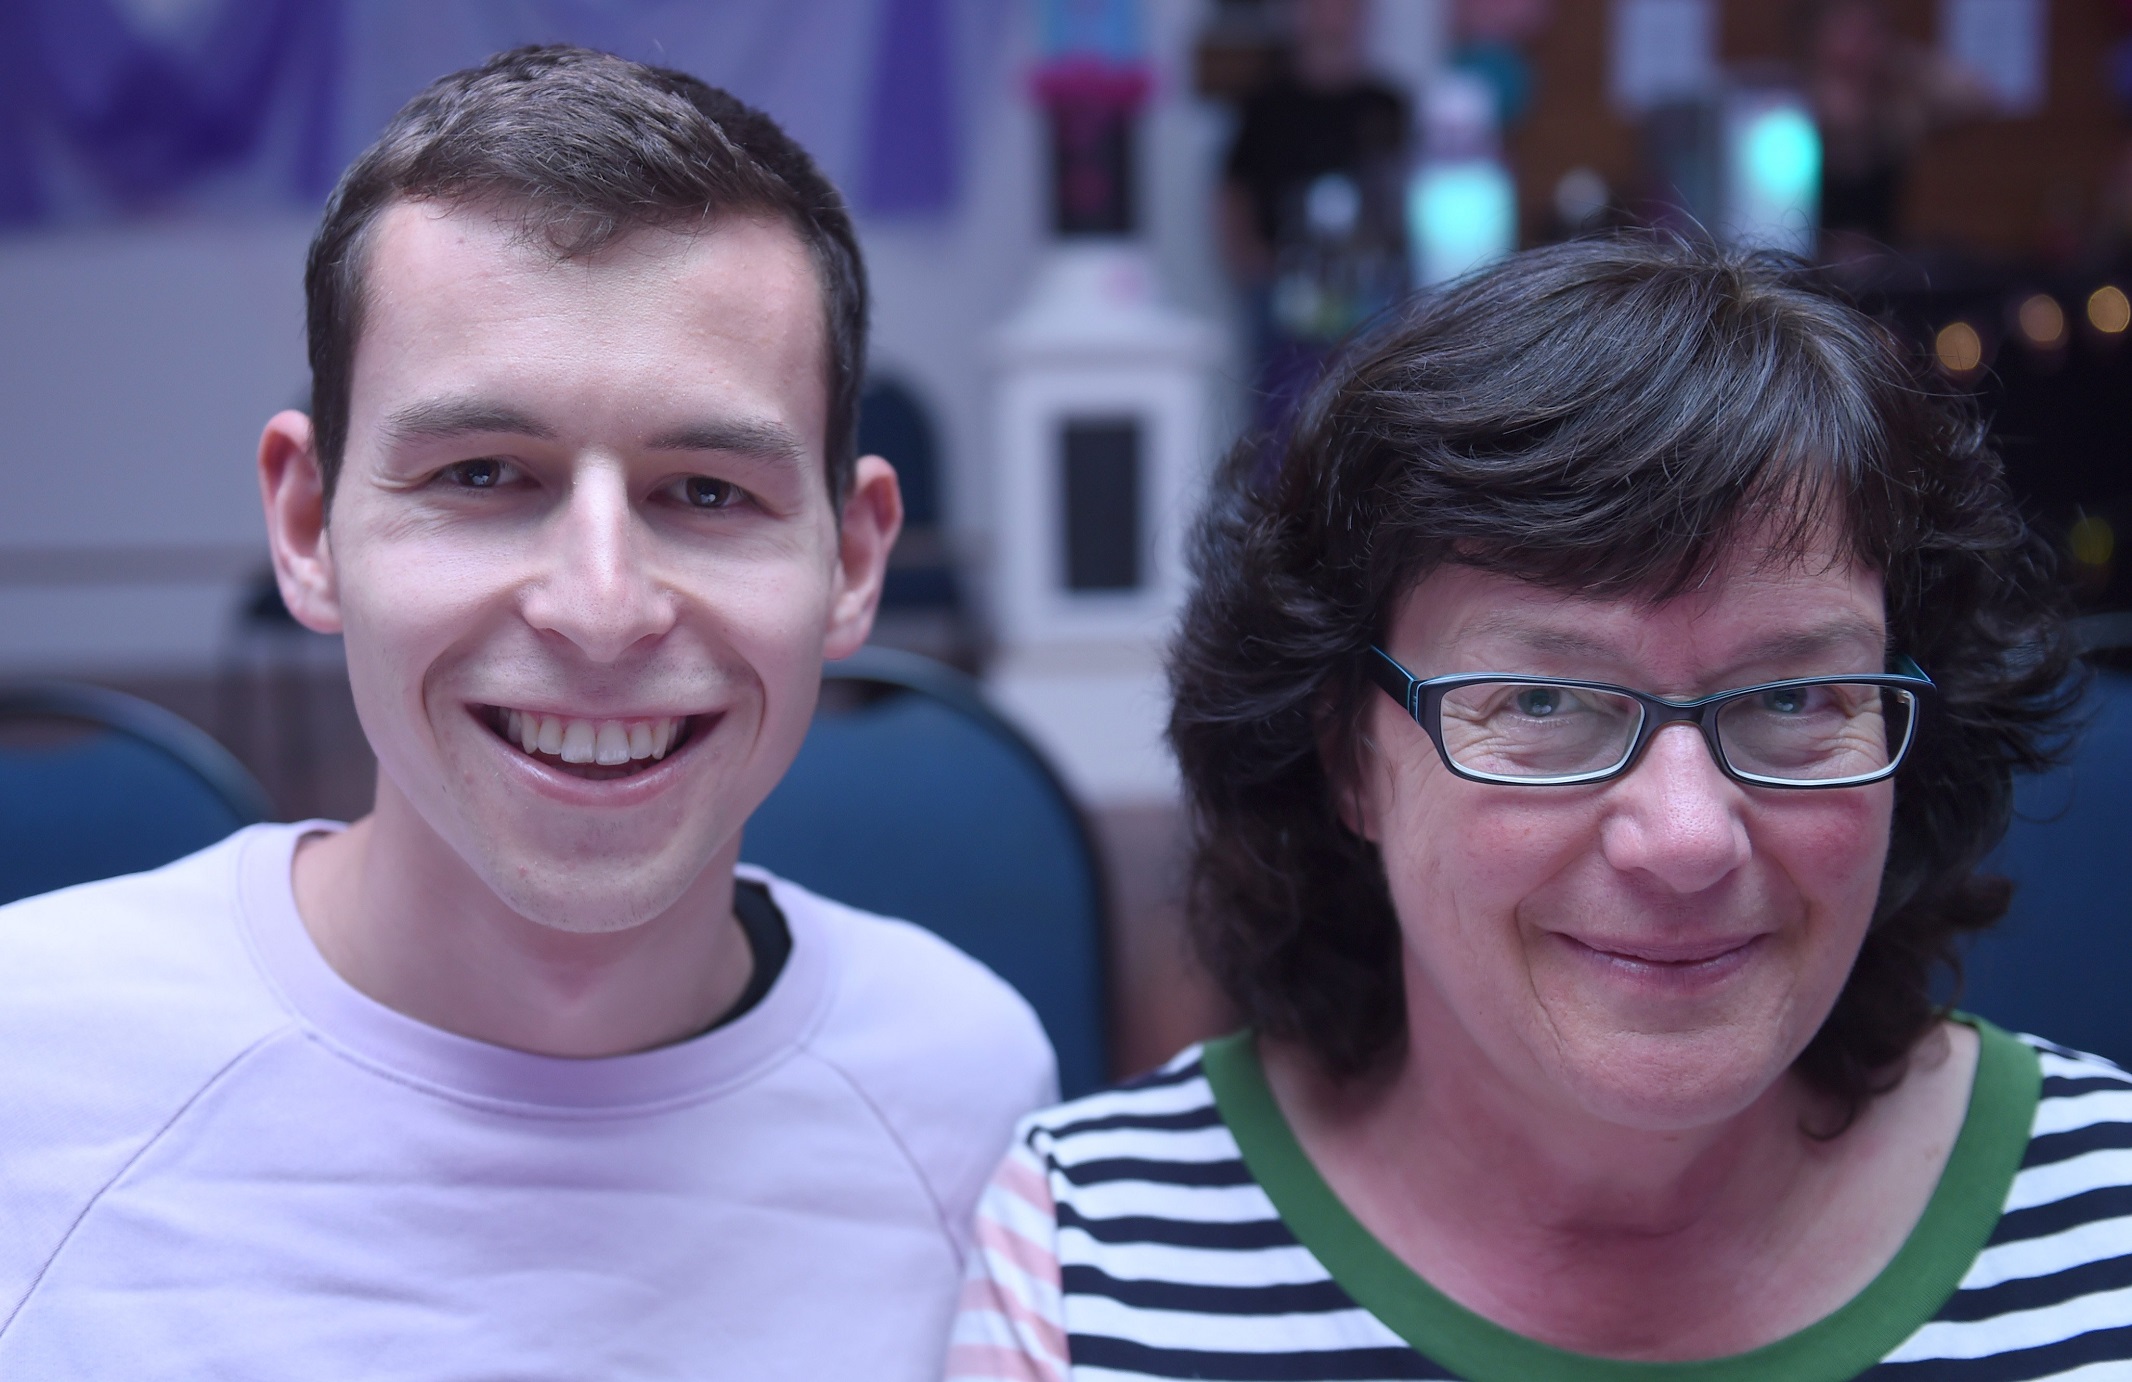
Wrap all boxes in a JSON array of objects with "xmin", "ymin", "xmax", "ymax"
[{"xmin": 985, "ymin": 242, "xmax": 1218, "ymax": 804}]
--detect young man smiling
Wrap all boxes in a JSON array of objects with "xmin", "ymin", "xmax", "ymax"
[{"xmin": 0, "ymin": 47, "xmax": 1053, "ymax": 1378}]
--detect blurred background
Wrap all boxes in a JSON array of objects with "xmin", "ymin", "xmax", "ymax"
[{"xmin": 4, "ymin": 0, "xmax": 2130, "ymax": 1078}]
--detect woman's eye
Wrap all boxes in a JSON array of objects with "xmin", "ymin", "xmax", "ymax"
[
  {"xmin": 1514, "ymin": 687, "xmax": 1562, "ymax": 718},
  {"xmin": 681, "ymin": 476, "xmax": 740, "ymax": 509},
  {"xmin": 446, "ymin": 458, "xmax": 513, "ymax": 489}
]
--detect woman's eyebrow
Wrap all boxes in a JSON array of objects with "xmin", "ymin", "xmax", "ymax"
[
  {"xmin": 1451, "ymin": 614, "xmax": 1619, "ymax": 661},
  {"xmin": 1738, "ymin": 619, "xmax": 1890, "ymax": 666}
]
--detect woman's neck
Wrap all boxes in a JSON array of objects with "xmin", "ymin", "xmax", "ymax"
[{"xmin": 1260, "ymin": 1012, "xmax": 1974, "ymax": 1361}]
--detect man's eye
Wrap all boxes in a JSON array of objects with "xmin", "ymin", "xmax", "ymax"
[
  {"xmin": 682, "ymin": 476, "xmax": 740, "ymax": 509},
  {"xmin": 445, "ymin": 458, "xmax": 513, "ymax": 489}
]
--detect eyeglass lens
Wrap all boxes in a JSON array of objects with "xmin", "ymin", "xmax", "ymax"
[
  {"xmin": 1436, "ymin": 682, "xmax": 1917, "ymax": 783},
  {"xmin": 1714, "ymin": 683, "xmax": 1912, "ymax": 783},
  {"xmin": 1440, "ymin": 683, "xmax": 1640, "ymax": 779}
]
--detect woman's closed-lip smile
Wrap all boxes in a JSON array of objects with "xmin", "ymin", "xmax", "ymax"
[{"xmin": 1556, "ymin": 932, "xmax": 1766, "ymax": 983}]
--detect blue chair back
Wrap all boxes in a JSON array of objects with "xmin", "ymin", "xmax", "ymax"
[
  {"xmin": 744, "ymin": 647, "xmax": 1111, "ymax": 1096},
  {"xmin": 0, "ymin": 683, "xmax": 273, "ymax": 906},
  {"xmin": 1967, "ymin": 656, "xmax": 2132, "ymax": 1065}
]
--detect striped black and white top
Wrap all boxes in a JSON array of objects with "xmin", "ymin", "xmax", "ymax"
[{"xmin": 945, "ymin": 1024, "xmax": 2132, "ymax": 1382}]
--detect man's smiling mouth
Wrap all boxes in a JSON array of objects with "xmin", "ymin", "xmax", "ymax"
[{"xmin": 481, "ymin": 706, "xmax": 698, "ymax": 781}]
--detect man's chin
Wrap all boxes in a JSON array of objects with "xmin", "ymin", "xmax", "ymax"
[{"xmin": 478, "ymin": 857, "xmax": 709, "ymax": 936}]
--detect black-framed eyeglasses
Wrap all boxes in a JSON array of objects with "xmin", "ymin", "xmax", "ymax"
[{"xmin": 1365, "ymin": 647, "xmax": 1934, "ymax": 789}]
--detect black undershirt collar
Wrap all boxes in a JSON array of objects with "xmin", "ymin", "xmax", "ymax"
[{"xmin": 710, "ymin": 879, "xmax": 792, "ymax": 1031}]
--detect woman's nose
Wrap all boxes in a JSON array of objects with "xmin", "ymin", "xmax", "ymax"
[
  {"xmin": 518, "ymin": 465, "xmax": 674, "ymax": 662},
  {"xmin": 1597, "ymin": 722, "xmax": 1753, "ymax": 895}
]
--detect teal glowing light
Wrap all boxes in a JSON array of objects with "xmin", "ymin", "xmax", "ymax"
[
  {"xmin": 1742, "ymin": 108, "xmax": 1820, "ymax": 203},
  {"xmin": 1407, "ymin": 161, "xmax": 1516, "ymax": 286},
  {"xmin": 1724, "ymin": 94, "xmax": 1820, "ymax": 254},
  {"xmin": 1039, "ymin": 0, "xmax": 1142, "ymax": 60}
]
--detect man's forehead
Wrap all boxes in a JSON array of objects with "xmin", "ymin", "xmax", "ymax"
[
  {"xmin": 361, "ymin": 198, "xmax": 816, "ymax": 305},
  {"xmin": 348, "ymin": 200, "xmax": 831, "ymax": 455}
]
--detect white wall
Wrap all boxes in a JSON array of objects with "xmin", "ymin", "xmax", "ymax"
[
  {"xmin": 0, "ymin": 215, "xmax": 313, "ymax": 673},
  {"xmin": 856, "ymin": 2, "xmax": 1047, "ymax": 631}
]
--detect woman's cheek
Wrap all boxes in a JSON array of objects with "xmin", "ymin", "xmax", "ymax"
[{"xmin": 1767, "ymin": 786, "xmax": 1894, "ymax": 918}]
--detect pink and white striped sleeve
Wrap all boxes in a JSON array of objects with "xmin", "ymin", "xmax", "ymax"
[{"xmin": 942, "ymin": 1134, "xmax": 1070, "ymax": 1382}]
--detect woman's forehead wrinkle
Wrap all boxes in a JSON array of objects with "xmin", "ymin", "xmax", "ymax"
[
  {"xmin": 1429, "ymin": 586, "xmax": 1886, "ymax": 674},
  {"xmin": 1442, "ymin": 611, "xmax": 1619, "ymax": 662}
]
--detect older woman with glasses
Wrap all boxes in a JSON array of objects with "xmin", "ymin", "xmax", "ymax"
[{"xmin": 946, "ymin": 237, "xmax": 2132, "ymax": 1382}]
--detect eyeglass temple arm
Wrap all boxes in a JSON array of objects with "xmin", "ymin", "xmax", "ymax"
[{"xmin": 1365, "ymin": 646, "xmax": 1420, "ymax": 716}]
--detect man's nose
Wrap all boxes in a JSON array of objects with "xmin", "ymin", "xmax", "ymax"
[
  {"xmin": 1598, "ymin": 722, "xmax": 1752, "ymax": 895},
  {"xmin": 519, "ymin": 463, "xmax": 675, "ymax": 662}
]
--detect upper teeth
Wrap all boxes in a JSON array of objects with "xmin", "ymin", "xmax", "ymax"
[{"xmin": 503, "ymin": 710, "xmax": 679, "ymax": 765}]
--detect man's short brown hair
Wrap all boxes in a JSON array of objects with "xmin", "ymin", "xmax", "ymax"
[{"xmin": 304, "ymin": 44, "xmax": 867, "ymax": 507}]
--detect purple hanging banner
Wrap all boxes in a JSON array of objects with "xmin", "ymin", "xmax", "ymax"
[
  {"xmin": 858, "ymin": 0, "xmax": 958, "ymax": 217},
  {"xmin": 0, "ymin": 0, "xmax": 342, "ymax": 228}
]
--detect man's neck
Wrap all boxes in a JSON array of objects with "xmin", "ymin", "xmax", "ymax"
[{"xmin": 290, "ymin": 786, "xmax": 754, "ymax": 1059}]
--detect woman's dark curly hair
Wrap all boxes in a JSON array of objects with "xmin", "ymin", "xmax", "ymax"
[{"xmin": 1169, "ymin": 235, "xmax": 2080, "ymax": 1117}]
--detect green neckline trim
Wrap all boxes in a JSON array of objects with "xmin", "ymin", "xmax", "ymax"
[{"xmin": 1201, "ymin": 1019, "xmax": 2038, "ymax": 1382}]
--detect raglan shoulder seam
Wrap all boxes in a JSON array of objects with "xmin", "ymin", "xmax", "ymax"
[
  {"xmin": 799, "ymin": 1044, "xmax": 967, "ymax": 1264},
  {"xmin": 0, "ymin": 1023, "xmax": 299, "ymax": 1339}
]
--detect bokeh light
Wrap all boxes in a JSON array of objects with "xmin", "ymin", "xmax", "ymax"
[
  {"xmin": 2089, "ymin": 285, "xmax": 2131, "ymax": 334},
  {"xmin": 1408, "ymin": 162, "xmax": 1516, "ymax": 286},
  {"xmin": 2071, "ymin": 514, "xmax": 2116, "ymax": 570},
  {"xmin": 1742, "ymin": 108, "xmax": 1820, "ymax": 204},
  {"xmin": 1935, "ymin": 321, "xmax": 1985, "ymax": 376},
  {"xmin": 2018, "ymin": 293, "xmax": 2067, "ymax": 348}
]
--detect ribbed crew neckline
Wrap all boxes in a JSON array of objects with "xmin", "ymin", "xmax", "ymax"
[{"xmin": 233, "ymin": 822, "xmax": 835, "ymax": 1114}]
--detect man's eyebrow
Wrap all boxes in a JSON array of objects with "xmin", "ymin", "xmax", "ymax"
[
  {"xmin": 644, "ymin": 418, "xmax": 808, "ymax": 466},
  {"xmin": 378, "ymin": 398, "xmax": 556, "ymax": 448},
  {"xmin": 372, "ymin": 402, "xmax": 809, "ymax": 468}
]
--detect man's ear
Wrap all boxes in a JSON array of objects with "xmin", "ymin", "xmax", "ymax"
[
  {"xmin": 823, "ymin": 454, "xmax": 904, "ymax": 660},
  {"xmin": 258, "ymin": 410, "xmax": 344, "ymax": 635}
]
